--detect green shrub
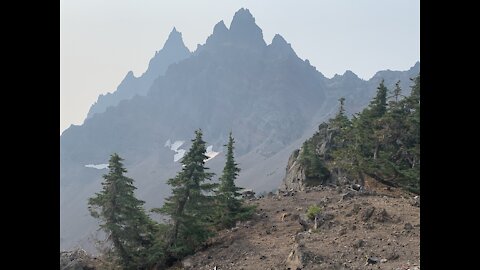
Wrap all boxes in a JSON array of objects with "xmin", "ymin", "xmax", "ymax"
[{"xmin": 306, "ymin": 205, "xmax": 322, "ymax": 220}]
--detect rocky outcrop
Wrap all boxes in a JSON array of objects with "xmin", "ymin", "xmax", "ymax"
[
  {"xmin": 280, "ymin": 123, "xmax": 338, "ymax": 191},
  {"xmin": 285, "ymin": 243, "xmax": 306, "ymax": 270},
  {"xmin": 279, "ymin": 149, "xmax": 306, "ymax": 191},
  {"xmin": 60, "ymin": 249, "xmax": 97, "ymax": 270}
]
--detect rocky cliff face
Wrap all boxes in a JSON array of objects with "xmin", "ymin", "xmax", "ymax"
[
  {"xmin": 279, "ymin": 149, "xmax": 305, "ymax": 191},
  {"xmin": 280, "ymin": 123, "xmax": 340, "ymax": 191}
]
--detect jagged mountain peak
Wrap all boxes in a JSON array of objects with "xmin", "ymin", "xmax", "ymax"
[
  {"xmin": 271, "ymin": 34, "xmax": 288, "ymax": 45},
  {"xmin": 125, "ymin": 70, "xmax": 135, "ymax": 79},
  {"xmin": 203, "ymin": 20, "xmax": 229, "ymax": 47},
  {"xmin": 228, "ymin": 8, "xmax": 266, "ymax": 49},
  {"xmin": 266, "ymin": 34, "xmax": 298, "ymax": 59},
  {"xmin": 200, "ymin": 9, "xmax": 266, "ymax": 52},
  {"xmin": 162, "ymin": 27, "xmax": 187, "ymax": 51},
  {"xmin": 213, "ymin": 20, "xmax": 228, "ymax": 34},
  {"xmin": 86, "ymin": 27, "xmax": 191, "ymax": 119},
  {"xmin": 230, "ymin": 8, "xmax": 255, "ymax": 29},
  {"xmin": 343, "ymin": 70, "xmax": 359, "ymax": 79}
]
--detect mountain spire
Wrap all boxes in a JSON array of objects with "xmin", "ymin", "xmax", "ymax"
[
  {"xmin": 228, "ymin": 8, "xmax": 266, "ymax": 49},
  {"xmin": 267, "ymin": 34, "xmax": 297, "ymax": 59},
  {"xmin": 163, "ymin": 27, "xmax": 185, "ymax": 50}
]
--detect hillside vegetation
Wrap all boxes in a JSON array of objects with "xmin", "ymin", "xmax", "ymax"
[{"xmin": 285, "ymin": 75, "xmax": 420, "ymax": 194}]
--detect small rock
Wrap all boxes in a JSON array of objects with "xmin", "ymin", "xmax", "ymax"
[
  {"xmin": 381, "ymin": 258, "xmax": 388, "ymax": 263},
  {"xmin": 260, "ymin": 255, "xmax": 267, "ymax": 260},
  {"xmin": 366, "ymin": 256, "xmax": 379, "ymax": 265},
  {"xmin": 352, "ymin": 184, "xmax": 362, "ymax": 191},
  {"xmin": 404, "ymin": 223, "xmax": 414, "ymax": 231},
  {"xmin": 353, "ymin": 239, "xmax": 365, "ymax": 248}
]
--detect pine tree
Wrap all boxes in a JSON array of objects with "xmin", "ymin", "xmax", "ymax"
[
  {"xmin": 153, "ymin": 129, "xmax": 216, "ymax": 258},
  {"xmin": 330, "ymin": 97, "xmax": 350, "ymax": 129},
  {"xmin": 299, "ymin": 140, "xmax": 330, "ymax": 182},
  {"xmin": 395, "ymin": 75, "xmax": 420, "ymax": 192},
  {"xmin": 88, "ymin": 153, "xmax": 157, "ymax": 269},
  {"xmin": 216, "ymin": 132, "xmax": 244, "ymax": 228},
  {"xmin": 369, "ymin": 79, "xmax": 388, "ymax": 118},
  {"xmin": 331, "ymin": 76, "xmax": 420, "ymax": 192}
]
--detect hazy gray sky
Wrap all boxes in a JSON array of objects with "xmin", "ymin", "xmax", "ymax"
[{"xmin": 60, "ymin": 0, "xmax": 419, "ymax": 134}]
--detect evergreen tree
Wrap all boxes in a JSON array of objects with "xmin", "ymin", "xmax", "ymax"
[
  {"xmin": 328, "ymin": 97, "xmax": 352, "ymax": 153},
  {"xmin": 369, "ymin": 79, "xmax": 388, "ymax": 118},
  {"xmin": 153, "ymin": 129, "xmax": 216, "ymax": 258},
  {"xmin": 330, "ymin": 97, "xmax": 350, "ymax": 129},
  {"xmin": 331, "ymin": 76, "xmax": 420, "ymax": 192},
  {"xmin": 299, "ymin": 140, "xmax": 330, "ymax": 182},
  {"xmin": 216, "ymin": 132, "xmax": 245, "ymax": 228},
  {"xmin": 88, "ymin": 153, "xmax": 157, "ymax": 269}
]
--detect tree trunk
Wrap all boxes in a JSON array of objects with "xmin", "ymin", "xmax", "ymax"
[
  {"xmin": 168, "ymin": 190, "xmax": 189, "ymax": 248},
  {"xmin": 373, "ymin": 144, "xmax": 379, "ymax": 160},
  {"xmin": 358, "ymin": 171, "xmax": 365, "ymax": 186}
]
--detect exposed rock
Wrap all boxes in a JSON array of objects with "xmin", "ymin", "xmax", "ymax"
[
  {"xmin": 182, "ymin": 257, "xmax": 194, "ymax": 269},
  {"xmin": 411, "ymin": 195, "xmax": 420, "ymax": 207},
  {"xmin": 285, "ymin": 243, "xmax": 305, "ymax": 270},
  {"xmin": 318, "ymin": 197, "xmax": 330, "ymax": 206},
  {"xmin": 361, "ymin": 207, "xmax": 375, "ymax": 221},
  {"xmin": 241, "ymin": 189, "xmax": 256, "ymax": 199},
  {"xmin": 280, "ymin": 149, "xmax": 306, "ymax": 191},
  {"xmin": 60, "ymin": 249, "xmax": 97, "ymax": 270},
  {"xmin": 375, "ymin": 208, "xmax": 390, "ymax": 222},
  {"xmin": 366, "ymin": 256, "xmax": 380, "ymax": 265},
  {"xmin": 353, "ymin": 239, "xmax": 366, "ymax": 248},
  {"xmin": 280, "ymin": 123, "xmax": 339, "ymax": 192},
  {"xmin": 404, "ymin": 222, "xmax": 414, "ymax": 231},
  {"xmin": 352, "ymin": 184, "xmax": 362, "ymax": 191}
]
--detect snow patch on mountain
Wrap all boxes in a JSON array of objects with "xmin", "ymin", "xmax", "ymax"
[
  {"xmin": 85, "ymin": 163, "xmax": 108, "ymax": 169},
  {"xmin": 205, "ymin": 145, "xmax": 220, "ymax": 162},
  {"xmin": 165, "ymin": 139, "xmax": 186, "ymax": 162}
]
